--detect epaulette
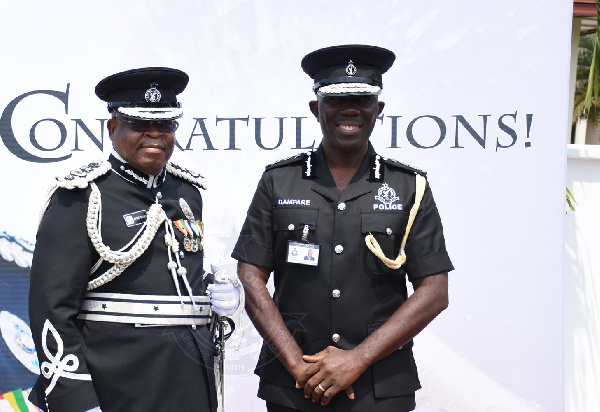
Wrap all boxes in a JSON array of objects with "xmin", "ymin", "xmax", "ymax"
[
  {"xmin": 55, "ymin": 160, "xmax": 112, "ymax": 190},
  {"xmin": 265, "ymin": 153, "xmax": 308, "ymax": 171},
  {"xmin": 166, "ymin": 163, "xmax": 207, "ymax": 190},
  {"xmin": 381, "ymin": 157, "xmax": 426, "ymax": 176}
]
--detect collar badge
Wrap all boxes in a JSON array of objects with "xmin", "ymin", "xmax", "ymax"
[
  {"xmin": 346, "ymin": 60, "xmax": 357, "ymax": 76},
  {"xmin": 145, "ymin": 82, "xmax": 161, "ymax": 103}
]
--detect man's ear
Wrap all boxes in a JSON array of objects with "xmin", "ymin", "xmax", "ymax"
[
  {"xmin": 107, "ymin": 118, "xmax": 117, "ymax": 142},
  {"xmin": 309, "ymin": 100, "xmax": 319, "ymax": 121}
]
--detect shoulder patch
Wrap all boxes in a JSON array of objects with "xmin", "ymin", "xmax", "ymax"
[
  {"xmin": 381, "ymin": 157, "xmax": 426, "ymax": 176},
  {"xmin": 55, "ymin": 160, "xmax": 111, "ymax": 190},
  {"xmin": 166, "ymin": 163, "xmax": 207, "ymax": 189},
  {"xmin": 265, "ymin": 153, "xmax": 307, "ymax": 171}
]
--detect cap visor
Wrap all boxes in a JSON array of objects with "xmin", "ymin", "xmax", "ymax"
[
  {"xmin": 316, "ymin": 83, "xmax": 382, "ymax": 96},
  {"xmin": 117, "ymin": 107, "xmax": 183, "ymax": 120}
]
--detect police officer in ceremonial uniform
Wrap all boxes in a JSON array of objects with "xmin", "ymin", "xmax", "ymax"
[
  {"xmin": 232, "ymin": 45, "xmax": 453, "ymax": 411},
  {"xmin": 28, "ymin": 67, "xmax": 240, "ymax": 412}
]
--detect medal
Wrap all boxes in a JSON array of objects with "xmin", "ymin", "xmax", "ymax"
[
  {"xmin": 174, "ymin": 219, "xmax": 193, "ymax": 252},
  {"xmin": 190, "ymin": 220, "xmax": 204, "ymax": 251},
  {"xmin": 177, "ymin": 198, "xmax": 204, "ymax": 253},
  {"xmin": 183, "ymin": 236, "xmax": 193, "ymax": 252},
  {"xmin": 183, "ymin": 219, "xmax": 198, "ymax": 252},
  {"xmin": 179, "ymin": 198, "xmax": 195, "ymax": 221}
]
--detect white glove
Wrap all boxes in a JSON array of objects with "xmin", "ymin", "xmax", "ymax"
[
  {"xmin": 84, "ymin": 407, "xmax": 102, "ymax": 412},
  {"xmin": 207, "ymin": 282, "xmax": 240, "ymax": 317}
]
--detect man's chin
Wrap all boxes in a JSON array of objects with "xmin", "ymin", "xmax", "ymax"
[{"xmin": 136, "ymin": 158, "xmax": 168, "ymax": 175}]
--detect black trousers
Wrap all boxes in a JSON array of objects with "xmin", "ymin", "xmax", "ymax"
[
  {"xmin": 266, "ymin": 398, "xmax": 416, "ymax": 412},
  {"xmin": 266, "ymin": 402, "xmax": 302, "ymax": 412}
]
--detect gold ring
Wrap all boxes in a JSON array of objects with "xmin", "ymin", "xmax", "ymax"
[{"xmin": 317, "ymin": 383, "xmax": 325, "ymax": 391}]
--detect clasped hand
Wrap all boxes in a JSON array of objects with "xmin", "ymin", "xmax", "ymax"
[{"xmin": 294, "ymin": 346, "xmax": 366, "ymax": 406}]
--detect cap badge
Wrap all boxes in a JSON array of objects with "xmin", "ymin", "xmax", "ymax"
[
  {"xmin": 346, "ymin": 60, "xmax": 357, "ymax": 76},
  {"xmin": 145, "ymin": 82, "xmax": 162, "ymax": 103}
]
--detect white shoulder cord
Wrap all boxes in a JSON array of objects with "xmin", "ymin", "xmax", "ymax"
[
  {"xmin": 164, "ymin": 219, "xmax": 199, "ymax": 309},
  {"xmin": 86, "ymin": 185, "xmax": 198, "ymax": 306},
  {"xmin": 365, "ymin": 174, "xmax": 427, "ymax": 270},
  {"xmin": 86, "ymin": 183, "xmax": 167, "ymax": 290},
  {"xmin": 90, "ymin": 202, "xmax": 149, "ymax": 276}
]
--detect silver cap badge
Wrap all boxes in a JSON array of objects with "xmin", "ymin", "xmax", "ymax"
[
  {"xmin": 346, "ymin": 60, "xmax": 357, "ymax": 76},
  {"xmin": 145, "ymin": 82, "xmax": 162, "ymax": 103}
]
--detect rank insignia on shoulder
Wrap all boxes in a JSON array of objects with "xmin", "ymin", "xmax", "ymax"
[
  {"xmin": 379, "ymin": 157, "xmax": 426, "ymax": 177},
  {"xmin": 265, "ymin": 152, "xmax": 308, "ymax": 171},
  {"xmin": 369, "ymin": 155, "xmax": 384, "ymax": 181},
  {"xmin": 302, "ymin": 150, "xmax": 316, "ymax": 179},
  {"xmin": 55, "ymin": 160, "xmax": 112, "ymax": 189},
  {"xmin": 166, "ymin": 163, "xmax": 207, "ymax": 189}
]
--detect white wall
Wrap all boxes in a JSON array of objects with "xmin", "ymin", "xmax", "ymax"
[{"xmin": 565, "ymin": 144, "xmax": 600, "ymax": 412}]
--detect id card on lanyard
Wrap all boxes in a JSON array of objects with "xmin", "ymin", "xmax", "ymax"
[{"xmin": 286, "ymin": 224, "xmax": 320, "ymax": 266}]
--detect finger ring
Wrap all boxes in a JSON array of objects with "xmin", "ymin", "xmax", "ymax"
[{"xmin": 317, "ymin": 383, "xmax": 325, "ymax": 391}]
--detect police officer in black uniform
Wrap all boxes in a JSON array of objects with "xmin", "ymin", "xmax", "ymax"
[
  {"xmin": 28, "ymin": 67, "xmax": 240, "ymax": 412},
  {"xmin": 232, "ymin": 45, "xmax": 453, "ymax": 412}
]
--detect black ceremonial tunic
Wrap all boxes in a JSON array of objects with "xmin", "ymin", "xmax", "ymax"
[
  {"xmin": 28, "ymin": 155, "xmax": 216, "ymax": 412},
  {"xmin": 232, "ymin": 143, "xmax": 453, "ymax": 412}
]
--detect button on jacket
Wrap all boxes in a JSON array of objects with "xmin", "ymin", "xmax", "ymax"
[{"xmin": 233, "ymin": 143, "xmax": 453, "ymax": 411}]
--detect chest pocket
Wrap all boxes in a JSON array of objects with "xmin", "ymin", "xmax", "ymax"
[
  {"xmin": 273, "ymin": 207, "xmax": 319, "ymax": 245},
  {"xmin": 360, "ymin": 211, "xmax": 409, "ymax": 274}
]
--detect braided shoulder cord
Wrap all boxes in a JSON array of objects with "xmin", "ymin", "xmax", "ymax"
[{"xmin": 86, "ymin": 182, "xmax": 167, "ymax": 290}]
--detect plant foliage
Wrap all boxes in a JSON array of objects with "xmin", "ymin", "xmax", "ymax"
[{"xmin": 574, "ymin": 1, "xmax": 600, "ymax": 126}]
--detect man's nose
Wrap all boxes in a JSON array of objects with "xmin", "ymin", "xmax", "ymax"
[
  {"xmin": 339, "ymin": 104, "xmax": 360, "ymax": 115},
  {"xmin": 144, "ymin": 126, "xmax": 163, "ymax": 137}
]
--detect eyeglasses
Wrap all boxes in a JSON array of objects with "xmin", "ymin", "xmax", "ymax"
[{"xmin": 114, "ymin": 117, "xmax": 179, "ymax": 133}]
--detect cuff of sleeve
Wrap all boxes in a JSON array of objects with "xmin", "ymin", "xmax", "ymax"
[
  {"xmin": 405, "ymin": 250, "xmax": 454, "ymax": 281},
  {"xmin": 232, "ymin": 242, "xmax": 273, "ymax": 269},
  {"xmin": 30, "ymin": 378, "xmax": 100, "ymax": 412}
]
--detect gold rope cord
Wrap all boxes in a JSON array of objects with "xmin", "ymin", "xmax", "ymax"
[{"xmin": 365, "ymin": 174, "xmax": 427, "ymax": 270}]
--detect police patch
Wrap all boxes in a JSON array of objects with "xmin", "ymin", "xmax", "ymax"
[{"xmin": 373, "ymin": 183, "xmax": 402, "ymax": 210}]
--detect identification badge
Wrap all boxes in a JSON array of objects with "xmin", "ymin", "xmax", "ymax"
[
  {"xmin": 123, "ymin": 210, "xmax": 147, "ymax": 227},
  {"xmin": 287, "ymin": 241, "xmax": 320, "ymax": 266}
]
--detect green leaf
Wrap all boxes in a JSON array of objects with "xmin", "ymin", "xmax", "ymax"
[{"xmin": 566, "ymin": 187, "xmax": 578, "ymax": 212}]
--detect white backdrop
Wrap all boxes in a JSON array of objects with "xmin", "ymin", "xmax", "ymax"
[{"xmin": 0, "ymin": 1, "xmax": 572, "ymax": 411}]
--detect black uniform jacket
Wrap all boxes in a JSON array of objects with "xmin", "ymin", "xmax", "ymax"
[
  {"xmin": 232, "ymin": 143, "xmax": 453, "ymax": 411},
  {"xmin": 28, "ymin": 155, "xmax": 216, "ymax": 412}
]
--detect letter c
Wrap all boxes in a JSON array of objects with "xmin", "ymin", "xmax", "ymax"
[{"xmin": 0, "ymin": 85, "xmax": 72, "ymax": 163}]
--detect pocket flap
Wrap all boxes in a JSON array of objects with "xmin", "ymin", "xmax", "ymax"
[
  {"xmin": 273, "ymin": 207, "xmax": 318, "ymax": 231},
  {"xmin": 361, "ymin": 211, "xmax": 408, "ymax": 235}
]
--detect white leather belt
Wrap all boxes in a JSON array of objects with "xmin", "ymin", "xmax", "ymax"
[{"xmin": 77, "ymin": 292, "xmax": 211, "ymax": 326}]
